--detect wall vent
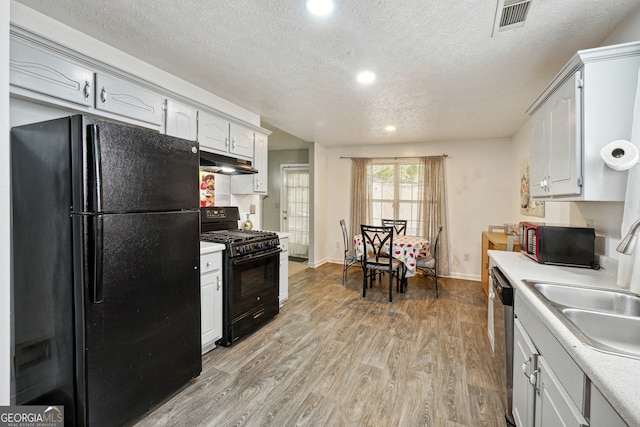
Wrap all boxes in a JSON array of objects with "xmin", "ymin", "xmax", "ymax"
[{"xmin": 492, "ymin": 0, "xmax": 532, "ymax": 36}]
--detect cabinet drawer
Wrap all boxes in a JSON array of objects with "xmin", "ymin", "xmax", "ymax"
[{"xmin": 201, "ymin": 252, "xmax": 222, "ymax": 274}]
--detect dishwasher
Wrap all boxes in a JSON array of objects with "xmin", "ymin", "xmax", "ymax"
[{"xmin": 491, "ymin": 266, "xmax": 515, "ymax": 427}]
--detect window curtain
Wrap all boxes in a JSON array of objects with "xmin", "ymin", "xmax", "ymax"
[
  {"xmin": 349, "ymin": 158, "xmax": 372, "ymax": 241},
  {"xmin": 419, "ymin": 156, "xmax": 449, "ymax": 276}
]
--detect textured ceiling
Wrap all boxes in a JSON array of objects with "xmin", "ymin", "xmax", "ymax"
[{"xmin": 14, "ymin": 0, "xmax": 640, "ymax": 147}]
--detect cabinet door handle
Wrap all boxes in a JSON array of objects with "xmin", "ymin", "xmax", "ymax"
[
  {"xmin": 216, "ymin": 276, "xmax": 221, "ymax": 291},
  {"xmin": 232, "ymin": 138, "xmax": 236, "ymax": 149},
  {"xmin": 83, "ymin": 81, "xmax": 91, "ymax": 99},
  {"xmin": 100, "ymin": 87, "xmax": 108, "ymax": 104},
  {"xmin": 225, "ymin": 137, "xmax": 229, "ymax": 148}
]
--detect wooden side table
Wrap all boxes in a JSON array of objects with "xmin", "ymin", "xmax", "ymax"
[{"xmin": 481, "ymin": 231, "xmax": 519, "ymax": 294}]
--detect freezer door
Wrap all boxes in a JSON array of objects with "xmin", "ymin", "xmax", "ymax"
[
  {"xmin": 75, "ymin": 116, "xmax": 199, "ymax": 213},
  {"xmin": 78, "ymin": 210, "xmax": 201, "ymax": 427}
]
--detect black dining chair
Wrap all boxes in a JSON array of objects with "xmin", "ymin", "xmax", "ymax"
[
  {"xmin": 340, "ymin": 219, "xmax": 359, "ymax": 284},
  {"xmin": 360, "ymin": 224, "xmax": 403, "ymax": 302},
  {"xmin": 416, "ymin": 225, "xmax": 443, "ymax": 297},
  {"xmin": 381, "ymin": 219, "xmax": 407, "ymax": 235}
]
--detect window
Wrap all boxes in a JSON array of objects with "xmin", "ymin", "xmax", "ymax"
[{"xmin": 367, "ymin": 160, "xmax": 424, "ymax": 235}]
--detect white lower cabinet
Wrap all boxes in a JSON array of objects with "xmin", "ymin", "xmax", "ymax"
[
  {"xmin": 589, "ymin": 383, "xmax": 627, "ymax": 427},
  {"xmin": 535, "ymin": 356, "xmax": 588, "ymax": 427},
  {"xmin": 513, "ymin": 318, "xmax": 537, "ymax": 427},
  {"xmin": 279, "ymin": 237, "xmax": 289, "ymax": 305},
  {"xmin": 513, "ymin": 293, "xmax": 629, "ymax": 426},
  {"xmin": 200, "ymin": 248, "xmax": 222, "ymax": 354},
  {"xmin": 513, "ymin": 294, "xmax": 588, "ymax": 427}
]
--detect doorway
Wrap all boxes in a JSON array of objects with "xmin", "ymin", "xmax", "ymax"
[{"xmin": 280, "ymin": 165, "xmax": 309, "ymax": 261}]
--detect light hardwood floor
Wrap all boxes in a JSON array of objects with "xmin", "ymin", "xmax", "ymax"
[{"xmin": 134, "ymin": 264, "xmax": 506, "ymax": 427}]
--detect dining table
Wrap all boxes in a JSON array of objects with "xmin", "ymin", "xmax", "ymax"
[{"xmin": 353, "ymin": 234, "xmax": 431, "ymax": 277}]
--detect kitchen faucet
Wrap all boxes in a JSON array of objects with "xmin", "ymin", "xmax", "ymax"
[{"xmin": 617, "ymin": 218, "xmax": 640, "ymax": 254}]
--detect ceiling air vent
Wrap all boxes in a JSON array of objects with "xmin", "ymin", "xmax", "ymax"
[{"xmin": 492, "ymin": 0, "xmax": 532, "ymax": 36}]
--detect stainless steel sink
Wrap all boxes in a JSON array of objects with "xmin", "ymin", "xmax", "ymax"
[
  {"xmin": 562, "ymin": 308, "xmax": 640, "ymax": 358},
  {"xmin": 522, "ymin": 280, "xmax": 640, "ymax": 359},
  {"xmin": 525, "ymin": 281, "xmax": 640, "ymax": 316}
]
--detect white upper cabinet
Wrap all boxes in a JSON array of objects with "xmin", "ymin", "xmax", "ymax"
[
  {"xmin": 231, "ymin": 131, "xmax": 269, "ymax": 194},
  {"xmin": 165, "ymin": 99, "xmax": 198, "ymax": 141},
  {"xmin": 198, "ymin": 110, "xmax": 230, "ymax": 153},
  {"xmin": 95, "ymin": 73, "xmax": 164, "ymax": 126},
  {"xmin": 10, "ymin": 35, "xmax": 93, "ymax": 107},
  {"xmin": 528, "ymin": 41, "xmax": 640, "ymax": 201},
  {"xmin": 530, "ymin": 72, "xmax": 581, "ymax": 198},
  {"xmin": 229, "ymin": 122, "xmax": 255, "ymax": 159},
  {"xmin": 253, "ymin": 132, "xmax": 268, "ymax": 193}
]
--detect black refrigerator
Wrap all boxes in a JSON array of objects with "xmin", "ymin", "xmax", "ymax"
[{"xmin": 11, "ymin": 115, "xmax": 202, "ymax": 427}]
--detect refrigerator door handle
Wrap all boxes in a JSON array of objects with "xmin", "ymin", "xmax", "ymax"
[
  {"xmin": 87, "ymin": 124, "xmax": 103, "ymax": 212},
  {"xmin": 91, "ymin": 216, "xmax": 104, "ymax": 304}
]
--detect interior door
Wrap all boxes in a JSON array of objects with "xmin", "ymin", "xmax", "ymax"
[{"xmin": 281, "ymin": 165, "xmax": 310, "ymax": 259}]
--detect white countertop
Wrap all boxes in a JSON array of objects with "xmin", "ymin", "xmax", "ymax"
[
  {"xmin": 273, "ymin": 231, "xmax": 292, "ymax": 239},
  {"xmin": 200, "ymin": 241, "xmax": 225, "ymax": 254},
  {"xmin": 489, "ymin": 250, "xmax": 639, "ymax": 425}
]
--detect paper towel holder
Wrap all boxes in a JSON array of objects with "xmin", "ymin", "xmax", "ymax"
[{"xmin": 600, "ymin": 139, "xmax": 639, "ymax": 171}]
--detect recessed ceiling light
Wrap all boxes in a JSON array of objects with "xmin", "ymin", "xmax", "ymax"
[
  {"xmin": 385, "ymin": 125, "xmax": 396, "ymax": 132},
  {"xmin": 306, "ymin": 0, "xmax": 333, "ymax": 16},
  {"xmin": 357, "ymin": 71, "xmax": 376, "ymax": 84}
]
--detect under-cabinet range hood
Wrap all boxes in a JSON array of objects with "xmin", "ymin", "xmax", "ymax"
[{"xmin": 199, "ymin": 150, "xmax": 258, "ymax": 175}]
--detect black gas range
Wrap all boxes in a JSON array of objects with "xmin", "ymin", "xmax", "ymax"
[{"xmin": 200, "ymin": 207, "xmax": 280, "ymax": 346}]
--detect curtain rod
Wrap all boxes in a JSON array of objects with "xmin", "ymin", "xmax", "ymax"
[{"xmin": 339, "ymin": 154, "xmax": 449, "ymax": 159}]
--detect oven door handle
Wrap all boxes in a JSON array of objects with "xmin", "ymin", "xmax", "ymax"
[{"xmin": 232, "ymin": 247, "xmax": 282, "ymax": 265}]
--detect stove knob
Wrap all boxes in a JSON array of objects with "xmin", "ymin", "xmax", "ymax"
[
  {"xmin": 236, "ymin": 246, "xmax": 244, "ymax": 255},
  {"xmin": 267, "ymin": 240, "xmax": 275, "ymax": 247},
  {"xmin": 256, "ymin": 242, "xmax": 263, "ymax": 249}
]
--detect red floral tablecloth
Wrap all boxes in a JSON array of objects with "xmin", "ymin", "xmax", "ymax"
[{"xmin": 353, "ymin": 234, "xmax": 431, "ymax": 277}]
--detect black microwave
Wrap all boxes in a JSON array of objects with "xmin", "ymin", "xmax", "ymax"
[{"xmin": 518, "ymin": 222, "xmax": 597, "ymax": 269}]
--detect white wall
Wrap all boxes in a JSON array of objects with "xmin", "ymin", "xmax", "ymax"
[
  {"xmin": 263, "ymin": 149, "xmax": 310, "ymax": 232},
  {"xmin": 310, "ymin": 142, "xmax": 328, "ymax": 268},
  {"xmin": 322, "ymin": 138, "xmax": 512, "ymax": 280},
  {"xmin": 1, "ymin": 0, "xmax": 10, "ymax": 406},
  {"xmin": 603, "ymin": 4, "xmax": 640, "ymax": 46}
]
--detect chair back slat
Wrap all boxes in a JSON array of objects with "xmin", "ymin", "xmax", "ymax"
[
  {"xmin": 340, "ymin": 219, "xmax": 350, "ymax": 253},
  {"xmin": 381, "ymin": 219, "xmax": 407, "ymax": 235},
  {"xmin": 360, "ymin": 224, "xmax": 394, "ymax": 266}
]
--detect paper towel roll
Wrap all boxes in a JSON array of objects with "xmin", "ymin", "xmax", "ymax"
[{"xmin": 600, "ymin": 139, "xmax": 639, "ymax": 171}]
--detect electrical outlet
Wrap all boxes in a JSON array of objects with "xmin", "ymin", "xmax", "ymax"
[
  {"xmin": 464, "ymin": 253, "xmax": 470, "ymax": 262},
  {"xmin": 250, "ymin": 204, "xmax": 256, "ymax": 214},
  {"xmin": 586, "ymin": 219, "xmax": 594, "ymax": 228}
]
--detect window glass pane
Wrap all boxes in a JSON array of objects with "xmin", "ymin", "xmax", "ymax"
[{"xmin": 367, "ymin": 161, "xmax": 424, "ymax": 234}]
